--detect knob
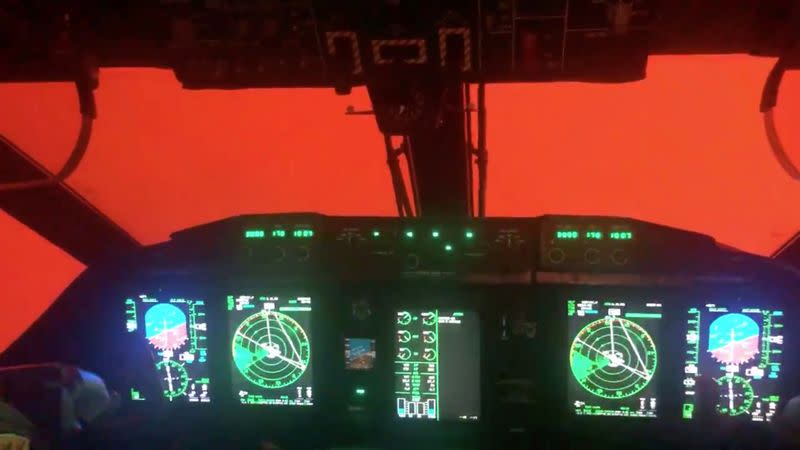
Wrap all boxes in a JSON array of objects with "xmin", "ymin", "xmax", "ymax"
[
  {"xmin": 270, "ymin": 246, "xmax": 286, "ymax": 263},
  {"xmin": 352, "ymin": 299, "xmax": 372, "ymax": 321},
  {"xmin": 406, "ymin": 254, "xmax": 420, "ymax": 270},
  {"xmin": 611, "ymin": 249, "xmax": 629, "ymax": 266},
  {"xmin": 295, "ymin": 246, "xmax": 310, "ymax": 262},
  {"xmin": 585, "ymin": 248, "xmax": 601, "ymax": 265},
  {"xmin": 547, "ymin": 247, "xmax": 566, "ymax": 264}
]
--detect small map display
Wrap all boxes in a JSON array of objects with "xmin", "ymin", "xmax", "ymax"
[{"xmin": 345, "ymin": 338, "xmax": 376, "ymax": 370}]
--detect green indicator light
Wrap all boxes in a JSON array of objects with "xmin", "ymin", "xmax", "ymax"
[
  {"xmin": 624, "ymin": 313, "xmax": 662, "ymax": 319},
  {"xmin": 372, "ymin": 230, "xmax": 380, "ymax": 237},
  {"xmin": 556, "ymin": 230, "xmax": 579, "ymax": 240},
  {"xmin": 444, "ymin": 244, "xmax": 453, "ymax": 252},
  {"xmin": 610, "ymin": 231, "xmax": 633, "ymax": 240},
  {"xmin": 130, "ymin": 388, "xmax": 145, "ymax": 401},
  {"xmin": 244, "ymin": 229, "xmax": 265, "ymax": 239},
  {"xmin": 279, "ymin": 306, "xmax": 312, "ymax": 312},
  {"xmin": 585, "ymin": 231, "xmax": 603, "ymax": 240},
  {"xmin": 293, "ymin": 229, "xmax": 314, "ymax": 238},
  {"xmin": 682, "ymin": 403, "xmax": 694, "ymax": 419},
  {"xmin": 271, "ymin": 229, "xmax": 286, "ymax": 238},
  {"xmin": 431, "ymin": 230, "xmax": 440, "ymax": 238},
  {"xmin": 465, "ymin": 230, "xmax": 474, "ymax": 239},
  {"xmin": 355, "ymin": 387, "xmax": 366, "ymax": 396},
  {"xmin": 405, "ymin": 230, "xmax": 414, "ymax": 238}
]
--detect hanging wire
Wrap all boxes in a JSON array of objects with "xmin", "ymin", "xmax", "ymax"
[{"xmin": 0, "ymin": 77, "xmax": 97, "ymax": 191}]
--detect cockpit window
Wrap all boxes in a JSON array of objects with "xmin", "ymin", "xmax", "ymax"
[{"xmin": 1, "ymin": 57, "xmax": 799, "ymax": 254}]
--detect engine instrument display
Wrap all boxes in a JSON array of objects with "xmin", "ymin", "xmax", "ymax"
[
  {"xmin": 227, "ymin": 294, "xmax": 313, "ymax": 406},
  {"xmin": 567, "ymin": 299, "xmax": 662, "ymax": 418},
  {"xmin": 345, "ymin": 338, "xmax": 376, "ymax": 370},
  {"xmin": 394, "ymin": 309, "xmax": 480, "ymax": 421},
  {"xmin": 682, "ymin": 304, "xmax": 784, "ymax": 422},
  {"xmin": 124, "ymin": 295, "xmax": 211, "ymax": 403}
]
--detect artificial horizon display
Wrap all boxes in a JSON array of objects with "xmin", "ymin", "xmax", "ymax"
[
  {"xmin": 124, "ymin": 294, "xmax": 211, "ymax": 403},
  {"xmin": 682, "ymin": 304, "xmax": 785, "ymax": 422}
]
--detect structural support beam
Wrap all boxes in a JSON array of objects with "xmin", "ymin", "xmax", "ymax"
[
  {"xmin": 0, "ymin": 141, "xmax": 140, "ymax": 265},
  {"xmin": 405, "ymin": 81, "xmax": 472, "ymax": 217}
]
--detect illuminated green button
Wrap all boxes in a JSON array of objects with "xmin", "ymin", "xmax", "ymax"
[
  {"xmin": 431, "ymin": 230, "xmax": 440, "ymax": 238},
  {"xmin": 355, "ymin": 387, "xmax": 366, "ymax": 396},
  {"xmin": 372, "ymin": 230, "xmax": 380, "ymax": 237},
  {"xmin": 444, "ymin": 244, "xmax": 453, "ymax": 252},
  {"xmin": 405, "ymin": 230, "xmax": 414, "ymax": 238},
  {"xmin": 465, "ymin": 230, "xmax": 474, "ymax": 239}
]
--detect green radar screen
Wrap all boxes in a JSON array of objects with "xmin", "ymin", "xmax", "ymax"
[
  {"xmin": 227, "ymin": 295, "xmax": 314, "ymax": 406},
  {"xmin": 567, "ymin": 299, "xmax": 662, "ymax": 418},
  {"xmin": 232, "ymin": 310, "xmax": 311, "ymax": 388}
]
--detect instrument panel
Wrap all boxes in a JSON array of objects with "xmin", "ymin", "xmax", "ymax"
[
  {"xmin": 119, "ymin": 287, "xmax": 791, "ymax": 427},
  {"xmin": 2, "ymin": 213, "xmax": 798, "ymax": 449}
]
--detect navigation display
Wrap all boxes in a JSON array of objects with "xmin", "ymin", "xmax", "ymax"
[
  {"xmin": 124, "ymin": 294, "xmax": 211, "ymax": 403},
  {"xmin": 227, "ymin": 294, "xmax": 313, "ymax": 406},
  {"xmin": 345, "ymin": 338, "xmax": 376, "ymax": 370},
  {"xmin": 682, "ymin": 304, "xmax": 784, "ymax": 422},
  {"xmin": 394, "ymin": 309, "xmax": 480, "ymax": 421},
  {"xmin": 567, "ymin": 299, "xmax": 662, "ymax": 418}
]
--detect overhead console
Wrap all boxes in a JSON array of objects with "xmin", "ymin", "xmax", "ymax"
[
  {"xmin": 2, "ymin": 213, "xmax": 798, "ymax": 449},
  {"xmin": 0, "ymin": 1, "xmax": 793, "ymax": 87}
]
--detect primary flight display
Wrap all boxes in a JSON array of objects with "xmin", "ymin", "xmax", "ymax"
[
  {"xmin": 682, "ymin": 304, "xmax": 785, "ymax": 422},
  {"xmin": 568, "ymin": 298, "xmax": 662, "ymax": 418},
  {"xmin": 227, "ymin": 294, "xmax": 314, "ymax": 406},
  {"xmin": 124, "ymin": 294, "xmax": 212, "ymax": 403}
]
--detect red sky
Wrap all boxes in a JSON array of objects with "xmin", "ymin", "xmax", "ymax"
[{"xmin": 0, "ymin": 54, "xmax": 798, "ymax": 351}]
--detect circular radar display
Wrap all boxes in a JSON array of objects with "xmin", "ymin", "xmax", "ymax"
[
  {"xmin": 156, "ymin": 360, "xmax": 189, "ymax": 400},
  {"xmin": 232, "ymin": 310, "xmax": 310, "ymax": 389},
  {"xmin": 716, "ymin": 374, "xmax": 755, "ymax": 416},
  {"xmin": 144, "ymin": 304, "xmax": 188, "ymax": 351},
  {"xmin": 708, "ymin": 313, "xmax": 760, "ymax": 365},
  {"xmin": 570, "ymin": 317, "xmax": 658, "ymax": 399}
]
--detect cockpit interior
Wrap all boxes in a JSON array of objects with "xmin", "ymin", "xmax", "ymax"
[{"xmin": 1, "ymin": 2, "xmax": 799, "ymax": 450}]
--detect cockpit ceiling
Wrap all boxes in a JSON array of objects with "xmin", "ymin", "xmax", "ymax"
[{"xmin": 0, "ymin": 55, "xmax": 799, "ymax": 256}]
